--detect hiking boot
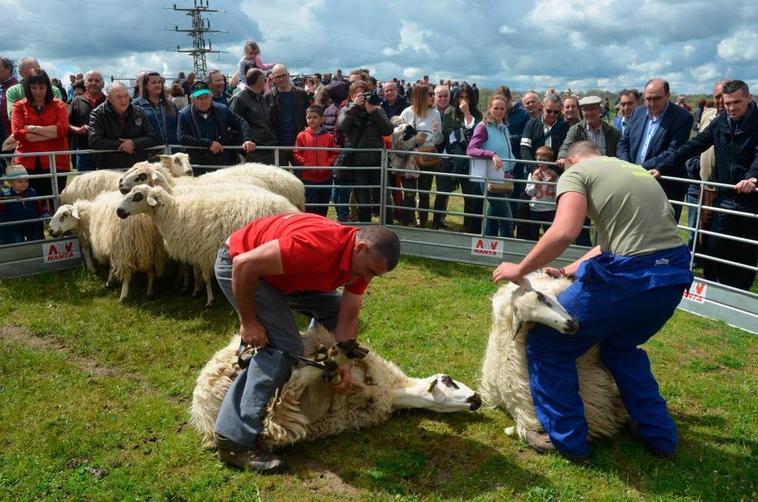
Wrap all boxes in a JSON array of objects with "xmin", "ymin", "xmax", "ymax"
[
  {"xmin": 625, "ymin": 420, "xmax": 677, "ymax": 460},
  {"xmin": 524, "ymin": 430, "xmax": 588, "ymax": 464},
  {"xmin": 215, "ymin": 435, "xmax": 285, "ymax": 474}
]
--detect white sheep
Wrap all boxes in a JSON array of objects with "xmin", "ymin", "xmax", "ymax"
[
  {"xmin": 59, "ymin": 153, "xmax": 192, "ymax": 205},
  {"xmin": 190, "ymin": 326, "xmax": 482, "ymax": 449},
  {"xmin": 480, "ymin": 271, "xmax": 628, "ymax": 442},
  {"xmin": 49, "ymin": 191, "xmax": 167, "ymax": 302},
  {"xmin": 116, "ymin": 184, "xmax": 298, "ymax": 306}
]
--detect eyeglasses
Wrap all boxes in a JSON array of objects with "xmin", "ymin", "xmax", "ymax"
[{"xmin": 544, "ymin": 109, "xmax": 560, "ymax": 115}]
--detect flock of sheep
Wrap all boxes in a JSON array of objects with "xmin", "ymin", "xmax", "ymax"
[
  {"xmin": 49, "ymin": 161, "xmax": 624, "ymax": 453},
  {"xmin": 50, "ymin": 153, "xmax": 305, "ymax": 305}
]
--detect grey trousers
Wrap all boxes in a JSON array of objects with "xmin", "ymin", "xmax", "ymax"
[{"xmin": 213, "ymin": 245, "xmax": 341, "ymax": 447}]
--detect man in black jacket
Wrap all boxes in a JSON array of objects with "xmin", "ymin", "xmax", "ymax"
[
  {"xmin": 267, "ymin": 64, "xmax": 310, "ymax": 168},
  {"xmin": 229, "ymin": 69, "xmax": 277, "ymax": 165},
  {"xmin": 177, "ymin": 81, "xmax": 255, "ymax": 172},
  {"xmin": 674, "ymin": 80, "xmax": 758, "ymax": 290},
  {"xmin": 88, "ymin": 82, "xmax": 158, "ymax": 170}
]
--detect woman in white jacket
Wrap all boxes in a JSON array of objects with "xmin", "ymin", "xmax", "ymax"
[{"xmin": 399, "ymin": 84, "xmax": 443, "ymax": 227}]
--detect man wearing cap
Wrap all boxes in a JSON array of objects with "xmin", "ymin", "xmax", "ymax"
[
  {"xmin": 617, "ymin": 78, "xmax": 694, "ymax": 221},
  {"xmin": 212, "ymin": 213, "xmax": 400, "ymax": 473},
  {"xmin": 177, "ymin": 80, "xmax": 255, "ymax": 172},
  {"xmin": 88, "ymin": 82, "xmax": 158, "ymax": 170},
  {"xmin": 557, "ymin": 95, "xmax": 620, "ymax": 167},
  {"xmin": 229, "ymin": 69, "xmax": 277, "ymax": 165}
]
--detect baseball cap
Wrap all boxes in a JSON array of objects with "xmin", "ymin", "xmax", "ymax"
[{"xmin": 191, "ymin": 81, "xmax": 211, "ymax": 98}]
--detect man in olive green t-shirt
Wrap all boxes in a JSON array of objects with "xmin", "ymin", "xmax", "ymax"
[{"xmin": 493, "ymin": 141, "xmax": 693, "ymax": 463}]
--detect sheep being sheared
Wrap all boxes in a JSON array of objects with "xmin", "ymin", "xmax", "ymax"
[
  {"xmin": 190, "ymin": 326, "xmax": 482, "ymax": 450},
  {"xmin": 480, "ymin": 271, "xmax": 628, "ymax": 442}
]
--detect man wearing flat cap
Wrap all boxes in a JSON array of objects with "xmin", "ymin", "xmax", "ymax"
[{"xmin": 557, "ymin": 95, "xmax": 620, "ymax": 168}]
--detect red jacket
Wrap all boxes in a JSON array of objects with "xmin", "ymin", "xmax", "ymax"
[
  {"xmin": 293, "ymin": 127, "xmax": 338, "ymax": 182},
  {"xmin": 11, "ymin": 98, "xmax": 70, "ymax": 172}
]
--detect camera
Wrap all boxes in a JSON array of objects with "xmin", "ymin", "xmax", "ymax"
[
  {"xmin": 363, "ymin": 90, "xmax": 382, "ymax": 106},
  {"xmin": 402, "ymin": 123, "xmax": 417, "ymax": 141}
]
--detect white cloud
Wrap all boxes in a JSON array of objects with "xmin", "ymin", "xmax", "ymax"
[
  {"xmin": 717, "ymin": 30, "xmax": 758, "ymax": 62},
  {"xmin": 498, "ymin": 24, "xmax": 516, "ymax": 35}
]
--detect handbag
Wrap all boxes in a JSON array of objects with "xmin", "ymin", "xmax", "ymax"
[{"xmin": 415, "ymin": 144, "xmax": 441, "ymax": 169}]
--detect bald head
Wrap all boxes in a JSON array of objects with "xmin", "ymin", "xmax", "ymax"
[
  {"xmin": 644, "ymin": 78, "xmax": 671, "ymax": 118},
  {"xmin": 270, "ymin": 64, "xmax": 290, "ymax": 91},
  {"xmin": 565, "ymin": 141, "xmax": 602, "ymax": 167},
  {"xmin": 18, "ymin": 57, "xmax": 40, "ymax": 79},
  {"xmin": 107, "ymin": 82, "xmax": 130, "ymax": 114},
  {"xmin": 84, "ymin": 70, "xmax": 104, "ymax": 96}
]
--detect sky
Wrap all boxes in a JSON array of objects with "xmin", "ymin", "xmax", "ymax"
[{"xmin": 2, "ymin": 0, "xmax": 757, "ymax": 94}]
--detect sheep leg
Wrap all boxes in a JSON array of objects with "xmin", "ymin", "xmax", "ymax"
[
  {"xmin": 119, "ymin": 273, "xmax": 131, "ymax": 303},
  {"xmin": 192, "ymin": 266, "xmax": 202, "ymax": 298},
  {"xmin": 106, "ymin": 267, "xmax": 115, "ymax": 287},
  {"xmin": 146, "ymin": 272, "xmax": 155, "ymax": 298},
  {"xmin": 81, "ymin": 240, "xmax": 97, "ymax": 274},
  {"xmin": 203, "ymin": 269, "xmax": 214, "ymax": 307}
]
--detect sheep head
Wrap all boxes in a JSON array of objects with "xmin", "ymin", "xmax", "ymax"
[
  {"xmin": 492, "ymin": 276, "xmax": 579, "ymax": 337},
  {"xmin": 49, "ymin": 204, "xmax": 82, "ymax": 237},
  {"xmin": 159, "ymin": 152, "xmax": 193, "ymax": 177},
  {"xmin": 117, "ymin": 185, "xmax": 163, "ymax": 219},
  {"xmin": 119, "ymin": 163, "xmax": 168, "ymax": 194},
  {"xmin": 393, "ymin": 374, "xmax": 482, "ymax": 412}
]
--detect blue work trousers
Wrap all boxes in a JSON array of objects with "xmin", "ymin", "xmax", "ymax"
[{"xmin": 526, "ymin": 247, "xmax": 692, "ymax": 458}]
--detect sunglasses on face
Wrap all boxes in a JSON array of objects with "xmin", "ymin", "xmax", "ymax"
[{"xmin": 544, "ymin": 109, "xmax": 560, "ymax": 115}]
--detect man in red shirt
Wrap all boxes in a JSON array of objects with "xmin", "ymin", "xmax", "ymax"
[{"xmin": 213, "ymin": 213, "xmax": 400, "ymax": 473}]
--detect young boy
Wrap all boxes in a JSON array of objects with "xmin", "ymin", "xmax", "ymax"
[
  {"xmin": 293, "ymin": 105, "xmax": 338, "ymax": 216},
  {"xmin": 524, "ymin": 145, "xmax": 559, "ymax": 241},
  {"xmin": 0, "ymin": 164, "xmax": 47, "ymax": 244}
]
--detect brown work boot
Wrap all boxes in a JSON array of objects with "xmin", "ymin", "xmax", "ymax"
[
  {"xmin": 524, "ymin": 430, "xmax": 588, "ymax": 464},
  {"xmin": 215, "ymin": 435, "xmax": 285, "ymax": 474}
]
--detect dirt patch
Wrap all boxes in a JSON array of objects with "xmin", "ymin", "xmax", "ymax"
[
  {"xmin": 298, "ymin": 460, "xmax": 362, "ymax": 496},
  {"xmin": 1, "ymin": 325, "xmax": 120, "ymax": 377}
]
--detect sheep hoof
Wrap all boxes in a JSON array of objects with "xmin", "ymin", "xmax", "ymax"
[
  {"xmin": 504, "ymin": 426, "xmax": 516, "ymax": 436},
  {"xmin": 119, "ymin": 296, "xmax": 127, "ymax": 304},
  {"xmin": 204, "ymin": 299, "xmax": 213, "ymax": 307}
]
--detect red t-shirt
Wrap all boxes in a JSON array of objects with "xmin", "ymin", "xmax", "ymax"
[{"xmin": 228, "ymin": 213, "xmax": 369, "ymax": 295}]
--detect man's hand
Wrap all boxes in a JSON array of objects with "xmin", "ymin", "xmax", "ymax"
[
  {"xmin": 353, "ymin": 93, "xmax": 366, "ymax": 108},
  {"xmin": 556, "ymin": 158, "xmax": 567, "ymax": 170},
  {"xmin": 648, "ymin": 168, "xmax": 661, "ymax": 179},
  {"xmin": 242, "ymin": 140, "xmax": 256, "ymax": 153},
  {"xmin": 118, "ymin": 139, "xmax": 135, "ymax": 154},
  {"xmin": 209, "ymin": 141, "xmax": 224, "ymax": 154},
  {"xmin": 73, "ymin": 125, "xmax": 89, "ymax": 135},
  {"xmin": 735, "ymin": 178, "xmax": 757, "ymax": 194},
  {"xmin": 331, "ymin": 363, "xmax": 353, "ymax": 395},
  {"xmin": 239, "ymin": 321, "xmax": 268, "ymax": 348},
  {"xmin": 543, "ymin": 266, "xmax": 564, "ymax": 278},
  {"xmin": 492, "ymin": 261, "xmax": 524, "ymax": 284},
  {"xmin": 414, "ymin": 133, "xmax": 427, "ymax": 146}
]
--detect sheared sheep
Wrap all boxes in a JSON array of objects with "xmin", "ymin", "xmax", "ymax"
[
  {"xmin": 480, "ymin": 271, "xmax": 628, "ymax": 442},
  {"xmin": 116, "ymin": 184, "xmax": 298, "ymax": 306},
  {"xmin": 118, "ymin": 161, "xmax": 306, "ymax": 211},
  {"xmin": 49, "ymin": 191, "xmax": 167, "ymax": 302},
  {"xmin": 190, "ymin": 326, "xmax": 482, "ymax": 449}
]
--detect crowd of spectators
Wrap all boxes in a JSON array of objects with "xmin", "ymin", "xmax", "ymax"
[{"xmin": 0, "ymin": 42, "xmax": 755, "ymax": 290}]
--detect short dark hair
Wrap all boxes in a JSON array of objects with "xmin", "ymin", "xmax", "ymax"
[
  {"xmin": 73, "ymin": 79, "xmax": 85, "ymax": 91},
  {"xmin": 619, "ymin": 88, "xmax": 641, "ymax": 101},
  {"xmin": 23, "ymin": 68, "xmax": 53, "ymax": 104},
  {"xmin": 566, "ymin": 140, "xmax": 601, "ymax": 159},
  {"xmin": 245, "ymin": 68, "xmax": 265, "ymax": 87},
  {"xmin": 358, "ymin": 226, "xmax": 400, "ymax": 271},
  {"xmin": 0, "ymin": 56, "xmax": 13, "ymax": 72},
  {"xmin": 494, "ymin": 85, "xmax": 512, "ymax": 101},
  {"xmin": 306, "ymin": 105, "xmax": 323, "ymax": 116},
  {"xmin": 723, "ymin": 80, "xmax": 749, "ymax": 96}
]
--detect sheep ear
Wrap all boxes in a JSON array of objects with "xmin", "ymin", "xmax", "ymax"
[
  {"xmin": 71, "ymin": 206, "xmax": 80, "ymax": 220},
  {"xmin": 518, "ymin": 277, "xmax": 534, "ymax": 292},
  {"xmin": 511, "ymin": 319, "xmax": 523, "ymax": 339},
  {"xmin": 150, "ymin": 170, "xmax": 165, "ymax": 183},
  {"xmin": 147, "ymin": 195, "xmax": 159, "ymax": 207},
  {"xmin": 427, "ymin": 378, "xmax": 438, "ymax": 393}
]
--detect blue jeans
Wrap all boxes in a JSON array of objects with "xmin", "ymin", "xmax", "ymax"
[
  {"xmin": 305, "ymin": 179, "xmax": 332, "ymax": 216},
  {"xmin": 212, "ymin": 245, "xmax": 342, "ymax": 447},
  {"xmin": 332, "ymin": 181, "xmax": 351, "ymax": 222},
  {"xmin": 686, "ymin": 190, "xmax": 699, "ymax": 251},
  {"xmin": 76, "ymin": 153, "xmax": 96, "ymax": 172},
  {"xmin": 485, "ymin": 190, "xmax": 513, "ymax": 238}
]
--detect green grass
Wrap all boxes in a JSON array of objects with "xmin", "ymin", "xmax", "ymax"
[{"xmin": 1, "ymin": 258, "xmax": 756, "ymax": 501}]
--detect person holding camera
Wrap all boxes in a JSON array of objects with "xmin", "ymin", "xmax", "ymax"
[
  {"xmin": 399, "ymin": 84, "xmax": 443, "ymax": 227},
  {"xmin": 336, "ymin": 80, "xmax": 393, "ymax": 223}
]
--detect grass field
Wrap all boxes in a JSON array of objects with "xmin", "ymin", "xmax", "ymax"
[{"xmin": 0, "ymin": 256, "xmax": 755, "ymax": 501}]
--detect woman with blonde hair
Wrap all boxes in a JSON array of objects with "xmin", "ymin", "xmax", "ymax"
[{"xmin": 398, "ymin": 84, "xmax": 442, "ymax": 227}]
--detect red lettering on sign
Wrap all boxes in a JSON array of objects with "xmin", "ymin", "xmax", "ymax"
[{"xmin": 48, "ymin": 244, "xmax": 58, "ymax": 256}]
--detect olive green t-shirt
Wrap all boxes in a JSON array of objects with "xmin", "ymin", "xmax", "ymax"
[{"xmin": 557, "ymin": 156, "xmax": 684, "ymax": 256}]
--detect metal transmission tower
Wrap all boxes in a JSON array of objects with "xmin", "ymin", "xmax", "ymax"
[{"xmin": 172, "ymin": 0, "xmax": 227, "ymax": 79}]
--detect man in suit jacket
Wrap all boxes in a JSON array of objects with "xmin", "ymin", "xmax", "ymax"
[{"xmin": 617, "ymin": 79, "xmax": 694, "ymax": 221}]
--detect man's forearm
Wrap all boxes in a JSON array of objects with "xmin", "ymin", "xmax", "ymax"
[
  {"xmin": 231, "ymin": 261, "xmax": 261, "ymax": 327},
  {"xmin": 564, "ymin": 246, "xmax": 601, "ymax": 275},
  {"xmin": 518, "ymin": 227, "xmax": 577, "ymax": 276}
]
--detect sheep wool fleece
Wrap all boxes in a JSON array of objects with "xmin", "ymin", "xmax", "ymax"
[{"xmin": 213, "ymin": 213, "xmax": 367, "ymax": 448}]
